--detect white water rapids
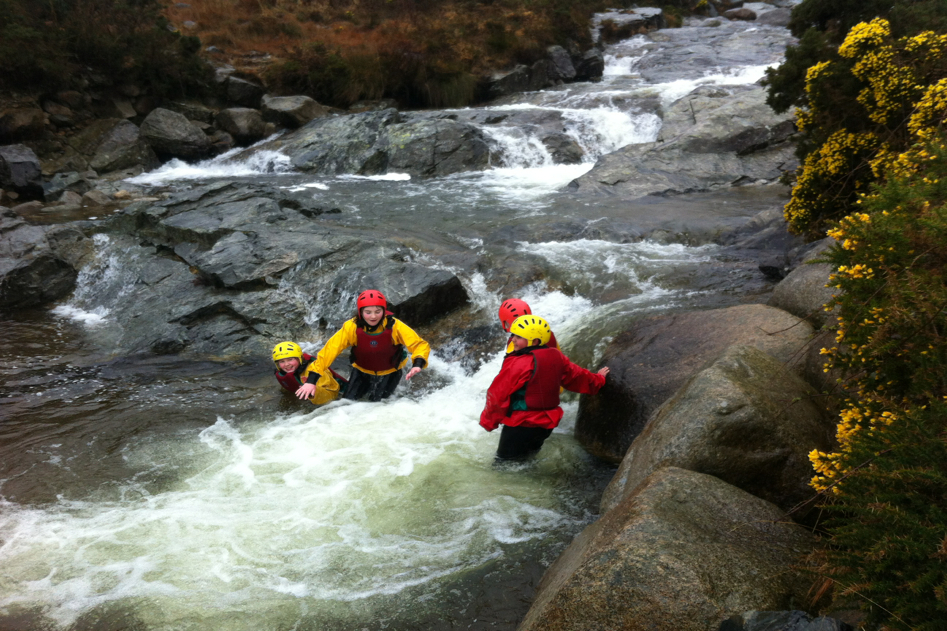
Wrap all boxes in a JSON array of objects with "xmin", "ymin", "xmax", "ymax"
[{"xmin": 0, "ymin": 17, "xmax": 791, "ymax": 631}]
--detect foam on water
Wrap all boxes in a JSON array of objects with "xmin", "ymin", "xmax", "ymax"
[
  {"xmin": 648, "ymin": 64, "xmax": 778, "ymax": 105},
  {"xmin": 0, "ymin": 353, "xmax": 593, "ymax": 629},
  {"xmin": 127, "ymin": 148, "xmax": 293, "ymax": 185},
  {"xmin": 337, "ymin": 173, "xmax": 412, "ymax": 181},
  {"xmin": 50, "ymin": 305, "xmax": 109, "ymax": 327}
]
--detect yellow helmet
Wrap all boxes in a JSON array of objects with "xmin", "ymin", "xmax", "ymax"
[
  {"xmin": 272, "ymin": 341, "xmax": 303, "ymax": 362},
  {"xmin": 510, "ymin": 315, "xmax": 551, "ymax": 346}
]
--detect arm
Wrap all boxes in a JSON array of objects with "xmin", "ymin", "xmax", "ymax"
[
  {"xmin": 310, "ymin": 321, "xmax": 357, "ymax": 379},
  {"xmin": 393, "ymin": 319, "xmax": 431, "ymax": 380},
  {"xmin": 479, "ymin": 355, "xmax": 533, "ymax": 431},
  {"xmin": 559, "ymin": 356, "xmax": 608, "ymax": 395}
]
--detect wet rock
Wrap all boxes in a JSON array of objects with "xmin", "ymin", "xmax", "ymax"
[
  {"xmin": 576, "ymin": 304, "xmax": 814, "ymax": 463},
  {"xmin": 349, "ymin": 99, "xmax": 399, "ymax": 113},
  {"xmin": 573, "ymin": 49, "xmax": 605, "ymax": 82},
  {"xmin": 82, "ymin": 190, "xmax": 112, "ymax": 207},
  {"xmin": 540, "ymin": 132, "xmax": 584, "ymax": 164},
  {"xmin": 60, "ymin": 190, "xmax": 84, "ymax": 206},
  {"xmin": 225, "ymin": 76, "xmax": 265, "ymax": 108},
  {"xmin": 594, "ymin": 7, "xmax": 665, "ymax": 44},
  {"xmin": 383, "ymin": 119, "xmax": 490, "ymax": 177},
  {"xmin": 768, "ymin": 262, "xmax": 837, "ymax": 329},
  {"xmin": 719, "ymin": 610, "xmax": 854, "ymax": 631},
  {"xmin": 600, "ymin": 345, "xmax": 831, "ymax": 517},
  {"xmin": 0, "ymin": 108, "xmax": 47, "ymax": 142},
  {"xmin": 165, "ymin": 101, "xmax": 216, "ymax": 125},
  {"xmin": 0, "ymin": 144, "xmax": 44, "ymax": 200},
  {"xmin": 756, "ymin": 8, "xmax": 792, "ymax": 27},
  {"xmin": 43, "ymin": 172, "xmax": 92, "ymax": 201},
  {"xmin": 88, "ymin": 119, "xmax": 159, "ymax": 174},
  {"xmin": 486, "ymin": 65, "xmax": 531, "ymax": 100},
  {"xmin": 269, "ymin": 108, "xmax": 399, "ymax": 175},
  {"xmin": 725, "ymin": 7, "xmax": 758, "ymax": 21},
  {"xmin": 0, "ymin": 208, "xmax": 77, "ymax": 310},
  {"xmin": 42, "ymin": 100, "xmax": 75, "ymax": 127},
  {"xmin": 140, "ymin": 108, "xmax": 212, "ymax": 160},
  {"xmin": 529, "ymin": 59, "xmax": 553, "ymax": 91},
  {"xmin": 261, "ymin": 95, "xmax": 332, "ymax": 128},
  {"xmin": 569, "ymin": 85, "xmax": 796, "ymax": 198},
  {"xmin": 546, "ymin": 45, "xmax": 576, "ymax": 82},
  {"xmin": 518, "ymin": 467, "xmax": 817, "ymax": 631},
  {"xmin": 215, "ymin": 108, "xmax": 266, "ymax": 146}
]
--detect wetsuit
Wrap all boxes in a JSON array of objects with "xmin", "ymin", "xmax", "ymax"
[
  {"xmin": 274, "ymin": 353, "xmax": 346, "ymax": 405},
  {"xmin": 311, "ymin": 315, "xmax": 430, "ymax": 402},
  {"xmin": 480, "ymin": 345, "xmax": 605, "ymax": 460}
]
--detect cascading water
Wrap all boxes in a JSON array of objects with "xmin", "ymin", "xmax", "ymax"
[{"xmin": 0, "ymin": 15, "xmax": 796, "ymax": 631}]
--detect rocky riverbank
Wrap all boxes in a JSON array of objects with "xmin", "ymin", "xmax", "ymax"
[{"xmin": 0, "ymin": 4, "xmax": 860, "ymax": 630}]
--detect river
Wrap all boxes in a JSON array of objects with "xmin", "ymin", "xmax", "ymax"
[{"xmin": 0, "ymin": 16, "xmax": 795, "ymax": 631}]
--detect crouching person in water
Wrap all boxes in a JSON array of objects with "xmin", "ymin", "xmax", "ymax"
[
  {"xmin": 479, "ymin": 315, "xmax": 610, "ymax": 461},
  {"xmin": 311, "ymin": 289, "xmax": 430, "ymax": 402},
  {"xmin": 272, "ymin": 341, "xmax": 346, "ymax": 405}
]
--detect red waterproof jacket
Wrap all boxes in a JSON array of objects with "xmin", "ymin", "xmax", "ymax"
[{"xmin": 479, "ymin": 346, "xmax": 606, "ymax": 432}]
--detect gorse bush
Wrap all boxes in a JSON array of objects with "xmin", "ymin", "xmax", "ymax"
[
  {"xmin": 0, "ymin": 0, "xmax": 209, "ymax": 96},
  {"xmin": 782, "ymin": 19, "xmax": 947, "ymax": 238},
  {"xmin": 811, "ymin": 133, "xmax": 947, "ymax": 628}
]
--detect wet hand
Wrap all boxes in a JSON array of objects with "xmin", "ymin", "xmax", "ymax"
[
  {"xmin": 296, "ymin": 383, "xmax": 316, "ymax": 399},
  {"xmin": 597, "ymin": 367, "xmax": 610, "ymax": 378},
  {"xmin": 405, "ymin": 367, "xmax": 422, "ymax": 381}
]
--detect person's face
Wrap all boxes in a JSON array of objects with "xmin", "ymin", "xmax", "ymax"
[
  {"xmin": 361, "ymin": 305, "xmax": 385, "ymax": 326},
  {"xmin": 511, "ymin": 335, "xmax": 529, "ymax": 351},
  {"xmin": 277, "ymin": 357, "xmax": 300, "ymax": 373}
]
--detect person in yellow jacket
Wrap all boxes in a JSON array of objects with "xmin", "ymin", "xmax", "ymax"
[
  {"xmin": 271, "ymin": 341, "xmax": 346, "ymax": 405},
  {"xmin": 310, "ymin": 289, "xmax": 431, "ymax": 402}
]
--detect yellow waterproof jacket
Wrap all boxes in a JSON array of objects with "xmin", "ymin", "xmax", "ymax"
[{"xmin": 312, "ymin": 316, "xmax": 431, "ymax": 377}]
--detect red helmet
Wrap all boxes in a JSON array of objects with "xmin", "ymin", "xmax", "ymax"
[
  {"xmin": 498, "ymin": 298, "xmax": 532, "ymax": 332},
  {"xmin": 357, "ymin": 289, "xmax": 387, "ymax": 315}
]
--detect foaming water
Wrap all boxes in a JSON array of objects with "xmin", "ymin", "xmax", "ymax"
[
  {"xmin": 127, "ymin": 148, "xmax": 293, "ymax": 185},
  {"xmin": 648, "ymin": 64, "xmax": 778, "ymax": 105},
  {"xmin": 0, "ymin": 354, "xmax": 594, "ymax": 629}
]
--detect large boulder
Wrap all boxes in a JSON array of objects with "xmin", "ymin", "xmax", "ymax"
[
  {"xmin": 225, "ymin": 76, "xmax": 265, "ymax": 108},
  {"xmin": 215, "ymin": 108, "xmax": 267, "ymax": 146},
  {"xmin": 261, "ymin": 95, "xmax": 332, "ymax": 128},
  {"xmin": 719, "ymin": 610, "xmax": 854, "ymax": 631},
  {"xmin": 0, "ymin": 144, "xmax": 44, "ymax": 200},
  {"xmin": 518, "ymin": 467, "xmax": 817, "ymax": 631},
  {"xmin": 576, "ymin": 304, "xmax": 815, "ymax": 463},
  {"xmin": 89, "ymin": 119, "xmax": 159, "ymax": 173},
  {"xmin": 573, "ymin": 49, "xmax": 605, "ymax": 82},
  {"xmin": 569, "ymin": 85, "xmax": 797, "ymax": 198},
  {"xmin": 601, "ymin": 345, "xmax": 832, "ymax": 516},
  {"xmin": 383, "ymin": 119, "xmax": 490, "ymax": 177},
  {"xmin": 769, "ymin": 239, "xmax": 837, "ymax": 329},
  {"xmin": 0, "ymin": 208, "xmax": 77, "ymax": 309},
  {"xmin": 546, "ymin": 46, "xmax": 576, "ymax": 82},
  {"xmin": 140, "ymin": 108, "xmax": 212, "ymax": 160},
  {"xmin": 486, "ymin": 65, "xmax": 531, "ymax": 100},
  {"xmin": 594, "ymin": 8, "xmax": 666, "ymax": 44},
  {"xmin": 274, "ymin": 108, "xmax": 400, "ymax": 175}
]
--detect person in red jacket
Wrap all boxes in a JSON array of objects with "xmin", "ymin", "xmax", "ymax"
[
  {"xmin": 498, "ymin": 298, "xmax": 559, "ymax": 353},
  {"xmin": 480, "ymin": 315, "xmax": 610, "ymax": 461}
]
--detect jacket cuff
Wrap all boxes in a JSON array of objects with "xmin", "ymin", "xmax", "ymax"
[
  {"xmin": 305, "ymin": 373, "xmax": 320, "ymax": 385},
  {"xmin": 412, "ymin": 357, "xmax": 426, "ymax": 369}
]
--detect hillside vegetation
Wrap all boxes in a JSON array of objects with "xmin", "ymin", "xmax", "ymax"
[{"xmin": 0, "ymin": 0, "xmax": 711, "ymax": 109}]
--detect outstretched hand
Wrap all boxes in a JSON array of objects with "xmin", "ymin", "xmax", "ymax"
[
  {"xmin": 296, "ymin": 383, "xmax": 316, "ymax": 399},
  {"xmin": 405, "ymin": 366, "xmax": 422, "ymax": 381},
  {"xmin": 597, "ymin": 367, "xmax": 610, "ymax": 378}
]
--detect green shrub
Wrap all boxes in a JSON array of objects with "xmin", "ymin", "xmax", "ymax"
[{"xmin": 813, "ymin": 133, "xmax": 947, "ymax": 629}]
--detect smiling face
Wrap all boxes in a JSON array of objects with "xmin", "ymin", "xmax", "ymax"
[
  {"xmin": 276, "ymin": 357, "xmax": 300, "ymax": 373},
  {"xmin": 511, "ymin": 334, "xmax": 529, "ymax": 351},
  {"xmin": 361, "ymin": 305, "xmax": 385, "ymax": 327}
]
